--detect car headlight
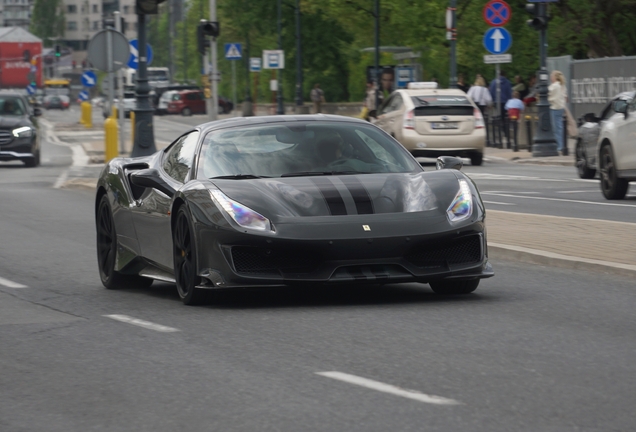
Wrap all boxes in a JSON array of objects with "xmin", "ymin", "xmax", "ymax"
[
  {"xmin": 12, "ymin": 126, "xmax": 33, "ymax": 138},
  {"xmin": 210, "ymin": 190, "xmax": 272, "ymax": 232},
  {"xmin": 447, "ymin": 180, "xmax": 473, "ymax": 222}
]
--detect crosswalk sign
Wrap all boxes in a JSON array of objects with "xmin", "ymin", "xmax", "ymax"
[{"xmin": 225, "ymin": 43, "xmax": 242, "ymax": 60}]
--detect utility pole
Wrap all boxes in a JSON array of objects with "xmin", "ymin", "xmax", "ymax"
[
  {"xmin": 169, "ymin": 0, "xmax": 174, "ymax": 80},
  {"xmin": 448, "ymin": 0, "xmax": 457, "ymax": 88},
  {"xmin": 114, "ymin": 11, "xmax": 126, "ymax": 155},
  {"xmin": 276, "ymin": 0, "xmax": 284, "ymax": 115},
  {"xmin": 210, "ymin": 0, "xmax": 218, "ymax": 121},
  {"xmin": 374, "ymin": 0, "xmax": 380, "ymax": 110},
  {"xmin": 295, "ymin": 0, "xmax": 303, "ymax": 109}
]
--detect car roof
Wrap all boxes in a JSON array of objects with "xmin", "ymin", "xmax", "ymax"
[
  {"xmin": 0, "ymin": 91, "xmax": 25, "ymax": 97},
  {"xmin": 196, "ymin": 114, "xmax": 371, "ymax": 134},
  {"xmin": 398, "ymin": 88, "xmax": 468, "ymax": 97}
]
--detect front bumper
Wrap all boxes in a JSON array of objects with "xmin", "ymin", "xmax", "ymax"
[
  {"xmin": 195, "ymin": 218, "xmax": 493, "ymax": 289},
  {"xmin": 0, "ymin": 139, "xmax": 35, "ymax": 162}
]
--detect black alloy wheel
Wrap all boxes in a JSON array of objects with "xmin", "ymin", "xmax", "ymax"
[
  {"xmin": 96, "ymin": 195, "xmax": 152, "ymax": 289},
  {"xmin": 173, "ymin": 206, "xmax": 207, "ymax": 305},
  {"xmin": 429, "ymin": 279, "xmax": 480, "ymax": 295},
  {"xmin": 575, "ymin": 139, "xmax": 596, "ymax": 179},
  {"xmin": 599, "ymin": 145, "xmax": 629, "ymax": 200}
]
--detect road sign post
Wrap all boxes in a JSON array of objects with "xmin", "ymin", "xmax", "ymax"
[{"xmin": 225, "ymin": 43, "xmax": 242, "ymax": 115}]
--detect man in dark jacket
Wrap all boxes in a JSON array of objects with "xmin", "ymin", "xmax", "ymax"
[{"xmin": 489, "ymin": 70, "xmax": 513, "ymax": 146}]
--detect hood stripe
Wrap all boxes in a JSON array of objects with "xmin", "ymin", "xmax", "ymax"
[
  {"xmin": 311, "ymin": 177, "xmax": 347, "ymax": 215},
  {"xmin": 340, "ymin": 176, "xmax": 375, "ymax": 215}
]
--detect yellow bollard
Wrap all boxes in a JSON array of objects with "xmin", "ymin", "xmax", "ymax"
[
  {"xmin": 81, "ymin": 101, "xmax": 92, "ymax": 128},
  {"xmin": 130, "ymin": 111, "xmax": 135, "ymax": 149},
  {"xmin": 111, "ymin": 105, "xmax": 118, "ymax": 119},
  {"xmin": 104, "ymin": 116, "xmax": 118, "ymax": 162}
]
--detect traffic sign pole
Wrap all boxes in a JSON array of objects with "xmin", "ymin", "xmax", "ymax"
[
  {"xmin": 115, "ymin": 11, "xmax": 125, "ymax": 156},
  {"xmin": 210, "ymin": 0, "xmax": 218, "ymax": 122},
  {"xmin": 132, "ymin": 13, "xmax": 156, "ymax": 157}
]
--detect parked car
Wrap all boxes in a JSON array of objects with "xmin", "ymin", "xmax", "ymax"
[
  {"xmin": 0, "ymin": 92, "xmax": 42, "ymax": 167},
  {"xmin": 575, "ymin": 91, "xmax": 636, "ymax": 199},
  {"xmin": 370, "ymin": 82, "xmax": 486, "ymax": 166},
  {"xmin": 157, "ymin": 90, "xmax": 180, "ymax": 115},
  {"xmin": 166, "ymin": 90, "xmax": 206, "ymax": 116},
  {"xmin": 43, "ymin": 95, "xmax": 70, "ymax": 110}
]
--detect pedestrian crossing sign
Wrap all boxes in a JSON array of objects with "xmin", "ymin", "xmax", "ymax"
[{"xmin": 224, "ymin": 43, "xmax": 242, "ymax": 60}]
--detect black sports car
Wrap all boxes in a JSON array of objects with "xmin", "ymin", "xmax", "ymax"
[
  {"xmin": 95, "ymin": 115, "xmax": 493, "ymax": 305},
  {"xmin": 0, "ymin": 92, "xmax": 42, "ymax": 167}
]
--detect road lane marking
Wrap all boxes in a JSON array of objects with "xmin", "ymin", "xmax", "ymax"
[
  {"xmin": 0, "ymin": 276, "xmax": 27, "ymax": 288},
  {"xmin": 483, "ymin": 201, "xmax": 516, "ymax": 206},
  {"xmin": 481, "ymin": 192, "xmax": 636, "ymax": 208},
  {"xmin": 316, "ymin": 371, "xmax": 461, "ymax": 406},
  {"xmin": 103, "ymin": 314, "xmax": 179, "ymax": 333},
  {"xmin": 557, "ymin": 190, "xmax": 595, "ymax": 194}
]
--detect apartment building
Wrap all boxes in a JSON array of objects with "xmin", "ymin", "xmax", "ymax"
[
  {"xmin": 63, "ymin": 0, "xmax": 138, "ymax": 50},
  {"xmin": 0, "ymin": 0, "xmax": 35, "ymax": 30}
]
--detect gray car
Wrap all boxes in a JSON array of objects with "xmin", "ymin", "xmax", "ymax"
[{"xmin": 0, "ymin": 92, "xmax": 42, "ymax": 168}]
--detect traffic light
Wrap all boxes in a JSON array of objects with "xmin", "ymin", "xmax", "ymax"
[
  {"xmin": 136, "ymin": 0, "xmax": 167, "ymax": 15},
  {"xmin": 197, "ymin": 21, "xmax": 220, "ymax": 55},
  {"xmin": 55, "ymin": 44, "xmax": 61, "ymax": 57},
  {"xmin": 525, "ymin": 3, "xmax": 548, "ymax": 31}
]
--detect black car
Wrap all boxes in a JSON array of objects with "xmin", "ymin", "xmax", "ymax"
[
  {"xmin": 0, "ymin": 92, "xmax": 42, "ymax": 167},
  {"xmin": 95, "ymin": 115, "xmax": 493, "ymax": 305}
]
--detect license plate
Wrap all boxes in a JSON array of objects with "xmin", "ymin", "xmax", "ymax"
[{"xmin": 431, "ymin": 122, "xmax": 459, "ymax": 130}]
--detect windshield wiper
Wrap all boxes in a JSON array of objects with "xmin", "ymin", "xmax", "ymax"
[
  {"xmin": 210, "ymin": 174, "xmax": 269, "ymax": 180},
  {"xmin": 281, "ymin": 171, "xmax": 371, "ymax": 177}
]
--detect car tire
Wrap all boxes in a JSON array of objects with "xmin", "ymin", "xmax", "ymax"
[
  {"xmin": 96, "ymin": 195, "xmax": 153, "ymax": 290},
  {"xmin": 575, "ymin": 139, "xmax": 596, "ymax": 179},
  {"xmin": 173, "ymin": 206, "xmax": 208, "ymax": 305},
  {"xmin": 182, "ymin": 107, "xmax": 192, "ymax": 116},
  {"xmin": 599, "ymin": 144, "xmax": 629, "ymax": 200},
  {"xmin": 429, "ymin": 279, "xmax": 480, "ymax": 295},
  {"xmin": 470, "ymin": 152, "xmax": 484, "ymax": 166}
]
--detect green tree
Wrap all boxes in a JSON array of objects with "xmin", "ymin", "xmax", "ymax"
[{"xmin": 30, "ymin": 0, "xmax": 65, "ymax": 47}]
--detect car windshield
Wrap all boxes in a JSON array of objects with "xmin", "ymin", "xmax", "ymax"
[
  {"xmin": 411, "ymin": 95, "xmax": 473, "ymax": 116},
  {"xmin": 197, "ymin": 121, "xmax": 420, "ymax": 179},
  {"xmin": 0, "ymin": 97, "xmax": 25, "ymax": 116}
]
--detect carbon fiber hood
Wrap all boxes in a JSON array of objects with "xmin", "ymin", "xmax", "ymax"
[{"xmin": 209, "ymin": 171, "xmax": 461, "ymax": 221}]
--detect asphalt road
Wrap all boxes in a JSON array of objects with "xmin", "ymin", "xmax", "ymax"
[{"xmin": 1, "ymin": 118, "xmax": 635, "ymax": 431}]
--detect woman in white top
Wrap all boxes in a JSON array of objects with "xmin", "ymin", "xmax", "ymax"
[
  {"xmin": 548, "ymin": 70, "xmax": 567, "ymax": 153},
  {"xmin": 467, "ymin": 75, "xmax": 492, "ymax": 116}
]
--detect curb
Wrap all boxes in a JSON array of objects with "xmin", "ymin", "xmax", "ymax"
[{"xmin": 489, "ymin": 242, "xmax": 636, "ymax": 278}]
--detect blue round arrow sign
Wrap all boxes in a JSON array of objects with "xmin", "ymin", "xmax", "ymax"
[
  {"xmin": 81, "ymin": 70, "xmax": 97, "ymax": 88},
  {"xmin": 79, "ymin": 90, "xmax": 89, "ymax": 101},
  {"xmin": 127, "ymin": 39, "xmax": 154, "ymax": 70},
  {"xmin": 483, "ymin": 27, "xmax": 512, "ymax": 55}
]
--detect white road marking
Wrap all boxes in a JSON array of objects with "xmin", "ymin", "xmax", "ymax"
[
  {"xmin": 0, "ymin": 276, "xmax": 28, "ymax": 288},
  {"xmin": 557, "ymin": 190, "xmax": 595, "ymax": 194},
  {"xmin": 481, "ymin": 192, "xmax": 636, "ymax": 208},
  {"xmin": 316, "ymin": 371, "xmax": 461, "ymax": 406},
  {"xmin": 103, "ymin": 314, "xmax": 180, "ymax": 333},
  {"xmin": 468, "ymin": 173, "xmax": 599, "ymax": 184},
  {"xmin": 483, "ymin": 201, "xmax": 516, "ymax": 206}
]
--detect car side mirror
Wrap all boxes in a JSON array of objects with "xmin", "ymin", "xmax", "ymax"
[
  {"xmin": 583, "ymin": 112, "xmax": 598, "ymax": 123},
  {"xmin": 33, "ymin": 108, "xmax": 42, "ymax": 117},
  {"xmin": 436, "ymin": 156, "xmax": 463, "ymax": 171},
  {"xmin": 613, "ymin": 101, "xmax": 628, "ymax": 118},
  {"xmin": 129, "ymin": 168, "xmax": 176, "ymax": 197}
]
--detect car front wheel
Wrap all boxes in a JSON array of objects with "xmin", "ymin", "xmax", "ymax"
[
  {"xmin": 429, "ymin": 279, "xmax": 479, "ymax": 295},
  {"xmin": 575, "ymin": 139, "xmax": 596, "ymax": 179},
  {"xmin": 599, "ymin": 145, "xmax": 628, "ymax": 200},
  {"xmin": 470, "ymin": 152, "xmax": 483, "ymax": 166},
  {"xmin": 182, "ymin": 107, "xmax": 192, "ymax": 116},
  {"xmin": 173, "ymin": 206, "xmax": 208, "ymax": 305}
]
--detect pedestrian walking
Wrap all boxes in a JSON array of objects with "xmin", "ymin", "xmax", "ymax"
[
  {"xmin": 548, "ymin": 70, "xmax": 568, "ymax": 154},
  {"xmin": 457, "ymin": 73, "xmax": 470, "ymax": 93},
  {"xmin": 505, "ymin": 91, "xmax": 525, "ymax": 151},
  {"xmin": 310, "ymin": 83, "xmax": 325, "ymax": 114},
  {"xmin": 489, "ymin": 70, "xmax": 513, "ymax": 145},
  {"xmin": 523, "ymin": 75, "xmax": 537, "ymax": 106},
  {"xmin": 513, "ymin": 75, "xmax": 528, "ymax": 100},
  {"xmin": 361, "ymin": 80, "xmax": 377, "ymax": 120},
  {"xmin": 467, "ymin": 75, "xmax": 492, "ymax": 115}
]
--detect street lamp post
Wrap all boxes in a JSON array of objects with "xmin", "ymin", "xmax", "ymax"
[
  {"xmin": 448, "ymin": 0, "xmax": 457, "ymax": 89},
  {"xmin": 294, "ymin": 0, "xmax": 303, "ymax": 108},
  {"xmin": 132, "ymin": 12, "xmax": 157, "ymax": 157},
  {"xmin": 374, "ymin": 0, "xmax": 380, "ymax": 110}
]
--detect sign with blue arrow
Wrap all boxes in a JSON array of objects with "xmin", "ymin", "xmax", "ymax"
[
  {"xmin": 26, "ymin": 84, "xmax": 35, "ymax": 95},
  {"xmin": 78, "ymin": 90, "xmax": 89, "ymax": 101},
  {"xmin": 483, "ymin": 27, "xmax": 512, "ymax": 55},
  {"xmin": 127, "ymin": 39, "xmax": 154, "ymax": 70},
  {"xmin": 224, "ymin": 43, "xmax": 242, "ymax": 60},
  {"xmin": 81, "ymin": 70, "xmax": 97, "ymax": 88}
]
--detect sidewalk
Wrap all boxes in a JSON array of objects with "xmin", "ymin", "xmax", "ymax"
[{"xmin": 484, "ymin": 138, "xmax": 575, "ymax": 167}]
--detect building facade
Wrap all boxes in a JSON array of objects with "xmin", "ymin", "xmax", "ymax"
[
  {"xmin": 63, "ymin": 0, "xmax": 138, "ymax": 50},
  {"xmin": 1, "ymin": 0, "xmax": 35, "ymax": 30}
]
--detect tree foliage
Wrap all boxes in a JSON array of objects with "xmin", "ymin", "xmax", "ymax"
[
  {"xmin": 30, "ymin": 0, "xmax": 65, "ymax": 47},
  {"xmin": 144, "ymin": 0, "xmax": 636, "ymax": 102}
]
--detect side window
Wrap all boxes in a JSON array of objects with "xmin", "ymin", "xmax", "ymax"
[{"xmin": 162, "ymin": 131, "xmax": 200, "ymax": 183}]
